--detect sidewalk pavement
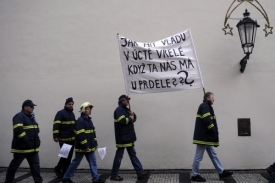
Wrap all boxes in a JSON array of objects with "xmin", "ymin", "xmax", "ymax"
[{"xmin": 0, "ymin": 168, "xmax": 271, "ymax": 183}]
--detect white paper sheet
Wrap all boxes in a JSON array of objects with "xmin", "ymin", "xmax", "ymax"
[
  {"xmin": 58, "ymin": 143, "xmax": 72, "ymax": 158},
  {"xmin": 98, "ymin": 147, "xmax": 107, "ymax": 160}
]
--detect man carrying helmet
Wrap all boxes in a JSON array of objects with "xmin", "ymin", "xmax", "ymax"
[
  {"xmin": 62, "ymin": 102, "xmax": 103, "ymax": 183},
  {"xmin": 110, "ymin": 95, "xmax": 149, "ymax": 181},
  {"xmin": 53, "ymin": 97, "xmax": 76, "ymax": 178}
]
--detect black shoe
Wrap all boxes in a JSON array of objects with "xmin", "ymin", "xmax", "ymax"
[
  {"xmin": 110, "ymin": 175, "xmax": 124, "ymax": 181},
  {"xmin": 137, "ymin": 171, "xmax": 150, "ymax": 179},
  {"xmin": 219, "ymin": 170, "xmax": 233, "ymax": 179},
  {"xmin": 93, "ymin": 178, "xmax": 104, "ymax": 183},
  {"xmin": 191, "ymin": 175, "xmax": 206, "ymax": 182},
  {"xmin": 267, "ymin": 167, "xmax": 275, "ymax": 177},
  {"xmin": 54, "ymin": 166, "xmax": 63, "ymax": 178},
  {"xmin": 62, "ymin": 178, "xmax": 75, "ymax": 183}
]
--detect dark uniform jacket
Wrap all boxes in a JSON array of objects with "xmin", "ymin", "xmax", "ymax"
[
  {"xmin": 53, "ymin": 107, "xmax": 76, "ymax": 142},
  {"xmin": 193, "ymin": 100, "xmax": 219, "ymax": 146},
  {"xmin": 74, "ymin": 115, "xmax": 97, "ymax": 153},
  {"xmin": 11, "ymin": 110, "xmax": 41, "ymax": 153},
  {"xmin": 114, "ymin": 104, "xmax": 137, "ymax": 147}
]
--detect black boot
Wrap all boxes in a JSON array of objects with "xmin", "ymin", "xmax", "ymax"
[
  {"xmin": 137, "ymin": 171, "xmax": 150, "ymax": 179},
  {"xmin": 191, "ymin": 175, "xmax": 206, "ymax": 182},
  {"xmin": 93, "ymin": 178, "xmax": 104, "ymax": 183},
  {"xmin": 219, "ymin": 170, "xmax": 233, "ymax": 179},
  {"xmin": 267, "ymin": 166, "xmax": 275, "ymax": 177},
  {"xmin": 62, "ymin": 178, "xmax": 75, "ymax": 183},
  {"xmin": 54, "ymin": 166, "xmax": 63, "ymax": 178}
]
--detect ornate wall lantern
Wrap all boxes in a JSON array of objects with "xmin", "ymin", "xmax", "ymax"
[
  {"xmin": 236, "ymin": 9, "xmax": 260, "ymax": 72},
  {"xmin": 222, "ymin": 0, "xmax": 273, "ymax": 73}
]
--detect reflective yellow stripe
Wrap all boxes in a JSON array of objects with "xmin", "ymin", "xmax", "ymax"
[
  {"xmin": 80, "ymin": 139, "xmax": 87, "ymax": 144},
  {"xmin": 13, "ymin": 123, "xmax": 23, "ymax": 129},
  {"xmin": 18, "ymin": 132, "xmax": 26, "ymax": 138},
  {"xmin": 197, "ymin": 112, "xmax": 211, "ymax": 118},
  {"xmin": 116, "ymin": 143, "xmax": 134, "ymax": 147},
  {"xmin": 126, "ymin": 118, "xmax": 129, "ymax": 124},
  {"xmin": 207, "ymin": 124, "xmax": 214, "ymax": 129},
  {"xmin": 11, "ymin": 148, "xmax": 39, "ymax": 153},
  {"xmin": 53, "ymin": 130, "xmax": 59, "ymax": 134},
  {"xmin": 85, "ymin": 130, "xmax": 94, "ymax": 133},
  {"xmin": 61, "ymin": 121, "xmax": 75, "ymax": 124},
  {"xmin": 193, "ymin": 140, "xmax": 219, "ymax": 146},
  {"xmin": 114, "ymin": 115, "xmax": 125, "ymax": 122},
  {"xmin": 59, "ymin": 137, "xmax": 75, "ymax": 141},
  {"xmin": 210, "ymin": 116, "xmax": 216, "ymax": 120},
  {"xmin": 76, "ymin": 129, "xmax": 85, "ymax": 134},
  {"xmin": 54, "ymin": 120, "xmax": 61, "ymax": 124},
  {"xmin": 75, "ymin": 147, "xmax": 96, "ymax": 152},
  {"xmin": 23, "ymin": 125, "xmax": 38, "ymax": 129},
  {"xmin": 94, "ymin": 138, "xmax": 97, "ymax": 141},
  {"xmin": 202, "ymin": 112, "xmax": 211, "ymax": 118}
]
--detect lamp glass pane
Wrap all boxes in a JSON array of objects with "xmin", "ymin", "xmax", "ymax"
[
  {"xmin": 253, "ymin": 24, "xmax": 258, "ymax": 44},
  {"xmin": 243, "ymin": 46, "xmax": 253, "ymax": 54},
  {"xmin": 245, "ymin": 23, "xmax": 254, "ymax": 44},
  {"xmin": 238, "ymin": 24, "xmax": 246, "ymax": 45}
]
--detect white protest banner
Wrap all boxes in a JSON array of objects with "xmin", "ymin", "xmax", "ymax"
[
  {"xmin": 97, "ymin": 147, "xmax": 107, "ymax": 160},
  {"xmin": 117, "ymin": 29, "xmax": 204, "ymax": 95},
  {"xmin": 58, "ymin": 143, "xmax": 72, "ymax": 158}
]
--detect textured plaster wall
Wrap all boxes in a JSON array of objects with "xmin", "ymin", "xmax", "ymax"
[{"xmin": 0, "ymin": 0, "xmax": 274, "ymax": 169}]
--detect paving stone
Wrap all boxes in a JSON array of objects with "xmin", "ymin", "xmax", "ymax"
[
  {"xmin": 0, "ymin": 169, "xmax": 272, "ymax": 183},
  {"xmin": 0, "ymin": 172, "xmax": 6, "ymax": 182},
  {"xmin": 40, "ymin": 172, "xmax": 60, "ymax": 182},
  {"xmin": 105, "ymin": 174, "xmax": 137, "ymax": 183},
  {"xmin": 148, "ymin": 174, "xmax": 179, "ymax": 183},
  {"xmin": 233, "ymin": 173, "xmax": 268, "ymax": 183},
  {"xmin": 0, "ymin": 172, "xmax": 27, "ymax": 183},
  {"xmin": 195, "ymin": 173, "xmax": 224, "ymax": 183}
]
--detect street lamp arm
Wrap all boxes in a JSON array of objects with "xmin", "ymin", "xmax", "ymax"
[{"xmin": 240, "ymin": 54, "xmax": 249, "ymax": 73}]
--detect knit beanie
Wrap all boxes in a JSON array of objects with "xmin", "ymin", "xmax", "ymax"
[{"xmin": 65, "ymin": 97, "xmax": 74, "ymax": 105}]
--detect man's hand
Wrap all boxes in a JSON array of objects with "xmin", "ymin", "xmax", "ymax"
[
  {"xmin": 129, "ymin": 115, "xmax": 134, "ymax": 121},
  {"xmin": 54, "ymin": 138, "xmax": 59, "ymax": 142},
  {"xmin": 129, "ymin": 111, "xmax": 134, "ymax": 116}
]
